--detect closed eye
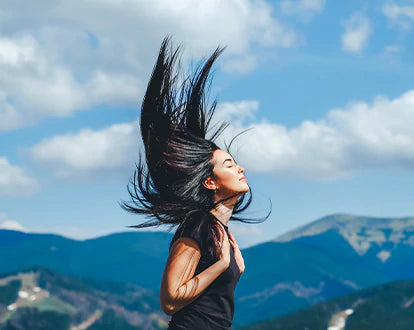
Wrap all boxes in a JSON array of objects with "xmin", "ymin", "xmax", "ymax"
[{"xmin": 223, "ymin": 158, "xmax": 237, "ymax": 167}]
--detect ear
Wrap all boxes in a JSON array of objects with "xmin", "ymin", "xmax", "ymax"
[{"xmin": 203, "ymin": 176, "xmax": 217, "ymax": 191}]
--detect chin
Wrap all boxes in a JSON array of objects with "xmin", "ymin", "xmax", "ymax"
[{"xmin": 239, "ymin": 186, "xmax": 250, "ymax": 194}]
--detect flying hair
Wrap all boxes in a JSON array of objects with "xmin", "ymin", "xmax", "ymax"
[{"xmin": 121, "ymin": 37, "xmax": 271, "ymax": 259}]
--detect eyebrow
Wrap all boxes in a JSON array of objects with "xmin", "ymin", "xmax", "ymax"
[{"xmin": 222, "ymin": 158, "xmax": 234, "ymax": 165}]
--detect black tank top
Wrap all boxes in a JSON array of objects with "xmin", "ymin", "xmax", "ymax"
[{"xmin": 167, "ymin": 213, "xmax": 241, "ymax": 329}]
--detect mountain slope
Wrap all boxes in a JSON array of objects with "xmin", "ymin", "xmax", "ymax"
[
  {"xmin": 233, "ymin": 229, "xmax": 389, "ymax": 326},
  {"xmin": 274, "ymin": 213, "xmax": 414, "ymax": 279},
  {"xmin": 0, "ymin": 266, "xmax": 167, "ymax": 330},
  {"xmin": 275, "ymin": 213, "xmax": 414, "ymax": 259},
  {"xmin": 232, "ymin": 214, "xmax": 414, "ymax": 326},
  {"xmin": 237, "ymin": 279, "xmax": 414, "ymax": 330},
  {"xmin": 0, "ymin": 230, "xmax": 172, "ymax": 292}
]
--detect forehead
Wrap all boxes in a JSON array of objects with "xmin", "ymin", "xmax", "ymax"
[{"xmin": 212, "ymin": 149, "xmax": 233, "ymax": 162}]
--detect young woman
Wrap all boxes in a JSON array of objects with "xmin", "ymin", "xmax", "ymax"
[{"xmin": 122, "ymin": 37, "xmax": 270, "ymax": 329}]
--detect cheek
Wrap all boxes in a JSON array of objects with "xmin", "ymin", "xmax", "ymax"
[{"xmin": 220, "ymin": 170, "xmax": 239, "ymax": 186}]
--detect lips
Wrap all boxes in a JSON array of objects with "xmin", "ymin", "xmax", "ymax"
[{"xmin": 239, "ymin": 176, "xmax": 246, "ymax": 181}]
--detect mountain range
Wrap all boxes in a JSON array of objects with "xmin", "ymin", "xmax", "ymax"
[
  {"xmin": 234, "ymin": 213, "xmax": 414, "ymax": 325},
  {"xmin": 1, "ymin": 213, "xmax": 414, "ymax": 327}
]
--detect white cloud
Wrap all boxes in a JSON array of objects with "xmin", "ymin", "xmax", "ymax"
[
  {"xmin": 26, "ymin": 224, "xmax": 166, "ymax": 241},
  {"xmin": 221, "ymin": 54, "xmax": 258, "ymax": 75},
  {"xmin": 383, "ymin": 44, "xmax": 403, "ymax": 55},
  {"xmin": 28, "ymin": 225, "xmax": 101, "ymax": 240},
  {"xmin": 382, "ymin": 44, "xmax": 404, "ymax": 61},
  {"xmin": 341, "ymin": 12, "xmax": 372, "ymax": 54},
  {"xmin": 0, "ymin": 157, "xmax": 39, "ymax": 195},
  {"xmin": 214, "ymin": 90, "xmax": 414, "ymax": 181},
  {"xmin": 382, "ymin": 3, "xmax": 414, "ymax": 30},
  {"xmin": 28, "ymin": 101, "xmax": 257, "ymax": 177},
  {"xmin": 214, "ymin": 101, "xmax": 260, "ymax": 125},
  {"xmin": 280, "ymin": 0, "xmax": 325, "ymax": 22},
  {"xmin": 30, "ymin": 122, "xmax": 138, "ymax": 178},
  {"xmin": 0, "ymin": 220, "xmax": 26, "ymax": 232},
  {"xmin": 0, "ymin": 213, "xmax": 27, "ymax": 232},
  {"xmin": 28, "ymin": 91, "xmax": 414, "ymax": 181},
  {"xmin": 0, "ymin": 35, "xmax": 141, "ymax": 131},
  {"xmin": 0, "ymin": 0, "xmax": 298, "ymax": 131}
]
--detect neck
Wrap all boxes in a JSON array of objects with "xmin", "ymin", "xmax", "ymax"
[{"xmin": 210, "ymin": 196, "xmax": 238, "ymax": 226}]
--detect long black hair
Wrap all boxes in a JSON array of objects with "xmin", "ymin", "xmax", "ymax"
[{"xmin": 122, "ymin": 37, "xmax": 270, "ymax": 259}]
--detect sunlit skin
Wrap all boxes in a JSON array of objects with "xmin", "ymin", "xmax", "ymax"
[
  {"xmin": 203, "ymin": 148, "xmax": 247, "ymax": 276},
  {"xmin": 203, "ymin": 148, "xmax": 249, "ymax": 226},
  {"xmin": 160, "ymin": 149, "xmax": 247, "ymax": 316}
]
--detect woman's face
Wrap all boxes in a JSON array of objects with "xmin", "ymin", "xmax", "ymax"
[{"xmin": 204, "ymin": 149, "xmax": 249, "ymax": 198}]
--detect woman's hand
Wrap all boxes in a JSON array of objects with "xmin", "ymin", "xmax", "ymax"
[
  {"xmin": 217, "ymin": 224, "xmax": 231, "ymax": 268},
  {"xmin": 228, "ymin": 230, "xmax": 245, "ymax": 275}
]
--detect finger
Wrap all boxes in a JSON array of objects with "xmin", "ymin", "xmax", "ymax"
[
  {"xmin": 228, "ymin": 232, "xmax": 237, "ymax": 245},
  {"xmin": 217, "ymin": 228, "xmax": 222, "ymax": 240},
  {"xmin": 230, "ymin": 236, "xmax": 238, "ymax": 247}
]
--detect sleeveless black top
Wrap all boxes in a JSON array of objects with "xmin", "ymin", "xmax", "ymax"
[{"xmin": 167, "ymin": 213, "xmax": 241, "ymax": 329}]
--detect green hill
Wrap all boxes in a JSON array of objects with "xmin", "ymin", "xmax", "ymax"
[
  {"xmin": 0, "ymin": 266, "xmax": 168, "ymax": 330},
  {"xmin": 237, "ymin": 279, "xmax": 414, "ymax": 330}
]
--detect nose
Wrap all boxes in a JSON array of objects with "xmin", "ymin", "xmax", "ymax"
[{"xmin": 238, "ymin": 165, "xmax": 244, "ymax": 174}]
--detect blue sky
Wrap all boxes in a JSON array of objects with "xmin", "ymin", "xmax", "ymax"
[{"xmin": 1, "ymin": 0, "xmax": 414, "ymax": 248}]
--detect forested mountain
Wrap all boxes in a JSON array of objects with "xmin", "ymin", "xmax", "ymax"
[
  {"xmin": 0, "ymin": 266, "xmax": 167, "ymax": 330},
  {"xmin": 1, "ymin": 213, "xmax": 414, "ymax": 327},
  {"xmin": 237, "ymin": 279, "xmax": 414, "ymax": 330}
]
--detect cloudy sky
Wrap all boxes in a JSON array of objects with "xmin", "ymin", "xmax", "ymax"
[{"xmin": 1, "ymin": 0, "xmax": 414, "ymax": 248}]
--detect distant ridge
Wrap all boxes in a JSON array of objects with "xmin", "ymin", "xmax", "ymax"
[
  {"xmin": 0, "ymin": 229, "xmax": 173, "ymax": 292},
  {"xmin": 273, "ymin": 213, "xmax": 414, "ymax": 255}
]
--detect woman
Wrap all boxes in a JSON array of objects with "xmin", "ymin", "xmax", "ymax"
[{"xmin": 122, "ymin": 37, "xmax": 270, "ymax": 329}]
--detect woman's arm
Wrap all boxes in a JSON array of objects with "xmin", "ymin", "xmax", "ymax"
[{"xmin": 160, "ymin": 236, "xmax": 230, "ymax": 316}]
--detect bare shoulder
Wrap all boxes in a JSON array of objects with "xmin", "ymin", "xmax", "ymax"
[
  {"xmin": 169, "ymin": 237, "xmax": 202, "ymax": 257},
  {"xmin": 161, "ymin": 237, "xmax": 203, "ymax": 314}
]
